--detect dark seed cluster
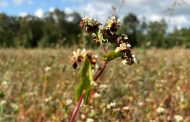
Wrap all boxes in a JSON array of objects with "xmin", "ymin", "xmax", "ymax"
[
  {"xmin": 79, "ymin": 16, "xmax": 137, "ymax": 65},
  {"xmin": 80, "ymin": 17, "xmax": 101, "ymax": 33},
  {"xmin": 70, "ymin": 49, "xmax": 98, "ymax": 69}
]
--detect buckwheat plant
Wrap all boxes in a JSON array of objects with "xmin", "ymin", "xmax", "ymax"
[{"xmin": 70, "ymin": 16, "xmax": 137, "ymax": 122}]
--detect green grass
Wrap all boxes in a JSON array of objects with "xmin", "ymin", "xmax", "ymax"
[{"xmin": 0, "ymin": 48, "xmax": 190, "ymax": 122}]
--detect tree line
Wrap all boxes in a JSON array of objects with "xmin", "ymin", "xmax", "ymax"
[{"xmin": 0, "ymin": 9, "xmax": 190, "ymax": 48}]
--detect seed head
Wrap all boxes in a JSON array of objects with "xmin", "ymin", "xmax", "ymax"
[
  {"xmin": 80, "ymin": 17, "xmax": 101, "ymax": 33},
  {"xmin": 70, "ymin": 49, "xmax": 98, "ymax": 69}
]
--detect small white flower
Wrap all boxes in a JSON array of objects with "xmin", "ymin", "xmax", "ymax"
[
  {"xmin": 2, "ymin": 81, "xmax": 8, "ymax": 85},
  {"xmin": 45, "ymin": 66, "xmax": 51, "ymax": 72},
  {"xmin": 94, "ymin": 55, "xmax": 98, "ymax": 59},
  {"xmin": 45, "ymin": 96, "xmax": 52, "ymax": 102},
  {"xmin": 93, "ymin": 82, "xmax": 98, "ymax": 87},
  {"xmin": 177, "ymin": 86, "xmax": 181, "ymax": 90},
  {"xmin": 107, "ymin": 102, "xmax": 116, "ymax": 109},
  {"xmin": 99, "ymin": 84, "xmax": 108, "ymax": 89},
  {"xmin": 138, "ymin": 101, "xmax": 144, "ymax": 106},
  {"xmin": 1, "ymin": 81, "xmax": 9, "ymax": 88},
  {"xmin": 80, "ymin": 114, "xmax": 86, "ymax": 119},
  {"xmin": 115, "ymin": 43, "xmax": 127, "ymax": 52},
  {"xmin": 95, "ymin": 64, "xmax": 99, "ymax": 70},
  {"xmin": 86, "ymin": 118, "xmax": 94, "ymax": 122},
  {"xmin": 81, "ymin": 48, "xmax": 86, "ymax": 56},
  {"xmin": 110, "ymin": 16, "xmax": 116, "ymax": 20},
  {"xmin": 174, "ymin": 115, "xmax": 183, "ymax": 122},
  {"xmin": 132, "ymin": 55, "xmax": 137, "ymax": 64},
  {"xmin": 113, "ymin": 108, "xmax": 120, "ymax": 112},
  {"xmin": 133, "ymin": 57, "xmax": 137, "ymax": 64},
  {"xmin": 76, "ymin": 49, "xmax": 81, "ymax": 54},
  {"xmin": 123, "ymin": 106, "xmax": 130, "ymax": 111},
  {"xmin": 72, "ymin": 51, "xmax": 77, "ymax": 57},
  {"xmin": 122, "ymin": 60, "xmax": 127, "ymax": 65},
  {"xmin": 127, "ymin": 44, "xmax": 131, "ymax": 48},
  {"xmin": 106, "ymin": 104, "xmax": 111, "ymax": 109},
  {"xmin": 93, "ymin": 93, "xmax": 101, "ymax": 98},
  {"xmin": 124, "ymin": 35, "xmax": 128, "ymax": 40},
  {"xmin": 66, "ymin": 99, "xmax": 73, "ymax": 106},
  {"xmin": 11, "ymin": 103, "xmax": 18, "ymax": 111},
  {"xmin": 156, "ymin": 107, "xmax": 165, "ymax": 114},
  {"xmin": 110, "ymin": 102, "xmax": 116, "ymax": 107},
  {"xmin": 119, "ymin": 43, "xmax": 127, "ymax": 50},
  {"xmin": 0, "ymin": 100, "xmax": 6, "ymax": 106},
  {"xmin": 180, "ymin": 94, "xmax": 185, "ymax": 102}
]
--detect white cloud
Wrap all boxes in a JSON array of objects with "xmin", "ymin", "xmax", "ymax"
[
  {"xmin": 0, "ymin": 1, "xmax": 8, "ymax": 7},
  {"xmin": 166, "ymin": 15, "xmax": 189, "ymax": 27},
  {"xmin": 35, "ymin": 8, "xmax": 44, "ymax": 18},
  {"xmin": 147, "ymin": 14, "xmax": 189, "ymax": 25},
  {"xmin": 61, "ymin": 0, "xmax": 85, "ymax": 3},
  {"xmin": 19, "ymin": 12, "xmax": 28, "ymax": 17},
  {"xmin": 64, "ymin": 7, "xmax": 73, "ymax": 14},
  {"xmin": 129, "ymin": 0, "xmax": 154, "ymax": 5},
  {"xmin": 71, "ymin": 0, "xmax": 190, "ymax": 30},
  {"xmin": 145, "ymin": 14, "xmax": 189, "ymax": 32},
  {"xmin": 13, "ymin": 0, "xmax": 33, "ymax": 6},
  {"xmin": 66, "ymin": 16, "xmax": 74, "ymax": 22},
  {"xmin": 76, "ymin": 1, "xmax": 112, "ymax": 23},
  {"xmin": 148, "ymin": 15, "xmax": 162, "ymax": 22},
  {"xmin": 49, "ymin": 7, "xmax": 55, "ymax": 12},
  {"xmin": 185, "ymin": 0, "xmax": 190, "ymax": 4}
]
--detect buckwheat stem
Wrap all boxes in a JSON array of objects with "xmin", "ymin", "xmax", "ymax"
[
  {"xmin": 70, "ymin": 60, "xmax": 108, "ymax": 122},
  {"xmin": 69, "ymin": 92, "xmax": 85, "ymax": 122},
  {"xmin": 93, "ymin": 61, "xmax": 108, "ymax": 81}
]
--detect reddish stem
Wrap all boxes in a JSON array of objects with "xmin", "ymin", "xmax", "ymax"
[
  {"xmin": 69, "ymin": 93, "xmax": 85, "ymax": 122},
  {"xmin": 103, "ymin": 44, "xmax": 108, "ymax": 53},
  {"xmin": 69, "ymin": 61, "xmax": 108, "ymax": 122},
  {"xmin": 93, "ymin": 61, "xmax": 108, "ymax": 81}
]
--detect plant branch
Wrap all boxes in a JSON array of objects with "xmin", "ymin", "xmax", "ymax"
[
  {"xmin": 70, "ymin": 60, "xmax": 108, "ymax": 122},
  {"xmin": 93, "ymin": 61, "xmax": 108, "ymax": 81},
  {"xmin": 69, "ymin": 92, "xmax": 85, "ymax": 122},
  {"xmin": 103, "ymin": 44, "xmax": 108, "ymax": 53}
]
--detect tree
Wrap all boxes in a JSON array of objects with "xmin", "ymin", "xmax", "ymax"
[
  {"xmin": 122, "ymin": 13, "xmax": 139, "ymax": 47},
  {"xmin": 168, "ymin": 27, "xmax": 190, "ymax": 48},
  {"xmin": 0, "ymin": 14, "xmax": 18, "ymax": 47},
  {"xmin": 64, "ymin": 12, "xmax": 82, "ymax": 46},
  {"xmin": 147, "ymin": 20, "xmax": 167, "ymax": 47}
]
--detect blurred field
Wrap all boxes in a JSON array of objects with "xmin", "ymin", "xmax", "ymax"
[{"xmin": 0, "ymin": 48, "xmax": 190, "ymax": 122}]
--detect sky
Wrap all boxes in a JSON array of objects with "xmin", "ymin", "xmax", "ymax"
[{"xmin": 0, "ymin": 0, "xmax": 190, "ymax": 31}]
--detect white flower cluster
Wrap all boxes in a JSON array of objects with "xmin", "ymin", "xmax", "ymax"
[
  {"xmin": 156, "ymin": 106, "xmax": 165, "ymax": 114},
  {"xmin": 70, "ymin": 48, "xmax": 98, "ymax": 69},
  {"xmin": 106, "ymin": 102, "xmax": 116, "ymax": 109}
]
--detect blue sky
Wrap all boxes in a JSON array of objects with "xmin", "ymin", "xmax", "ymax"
[
  {"xmin": 0, "ymin": 0, "xmax": 85, "ymax": 16},
  {"xmin": 0, "ymin": 0, "xmax": 190, "ymax": 31}
]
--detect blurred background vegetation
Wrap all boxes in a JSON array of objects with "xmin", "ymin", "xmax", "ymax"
[
  {"xmin": 0, "ymin": 8, "xmax": 190, "ymax": 48},
  {"xmin": 1, "ymin": 1, "xmax": 190, "ymax": 121}
]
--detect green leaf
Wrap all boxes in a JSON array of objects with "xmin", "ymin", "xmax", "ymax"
[
  {"xmin": 102, "ymin": 51, "xmax": 123, "ymax": 62},
  {"xmin": 75, "ymin": 56, "xmax": 94, "ymax": 104}
]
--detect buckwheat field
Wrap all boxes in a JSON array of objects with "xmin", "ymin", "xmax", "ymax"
[{"xmin": 0, "ymin": 48, "xmax": 190, "ymax": 122}]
